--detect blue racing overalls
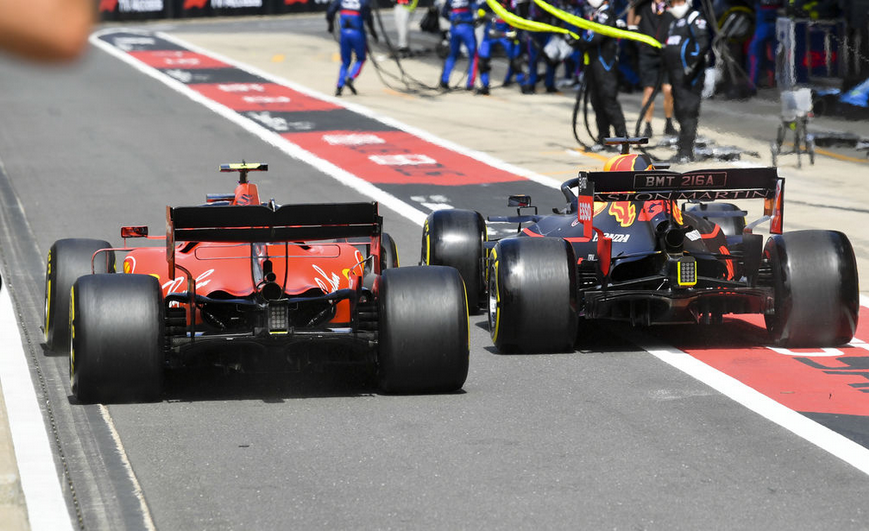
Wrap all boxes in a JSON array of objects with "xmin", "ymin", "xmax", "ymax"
[
  {"xmin": 747, "ymin": 0, "xmax": 783, "ymax": 88},
  {"xmin": 327, "ymin": 0, "xmax": 376, "ymax": 90},
  {"xmin": 477, "ymin": 1, "xmax": 525, "ymax": 88},
  {"xmin": 440, "ymin": 0, "xmax": 478, "ymax": 89}
]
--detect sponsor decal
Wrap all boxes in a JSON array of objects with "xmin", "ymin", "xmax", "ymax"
[
  {"xmin": 184, "ymin": 0, "xmax": 209, "ymax": 7},
  {"xmin": 101, "ymin": 0, "xmax": 164, "ymax": 12},
  {"xmin": 641, "ymin": 199, "xmax": 683, "ymax": 225},
  {"xmin": 600, "ymin": 189, "xmax": 769, "ymax": 201},
  {"xmin": 369, "ymin": 154, "xmax": 437, "ymax": 166},
  {"xmin": 591, "ymin": 232, "xmax": 630, "ymax": 243},
  {"xmin": 246, "ymin": 111, "xmax": 315, "ymax": 132},
  {"xmin": 128, "ymin": 50, "xmax": 229, "ymax": 69},
  {"xmin": 286, "ymin": 130, "xmax": 523, "ymax": 185},
  {"xmin": 162, "ymin": 269, "xmax": 215, "ymax": 300},
  {"xmin": 313, "ymin": 264, "xmax": 342, "ymax": 293},
  {"xmin": 323, "ymin": 133, "xmax": 385, "ymax": 146},
  {"xmin": 212, "ymin": 0, "xmax": 263, "ymax": 7},
  {"xmin": 113, "ymin": 36, "xmax": 158, "ymax": 51},
  {"xmin": 633, "ymin": 172, "xmax": 727, "ymax": 190},
  {"xmin": 608, "ymin": 201, "xmax": 636, "ymax": 227}
]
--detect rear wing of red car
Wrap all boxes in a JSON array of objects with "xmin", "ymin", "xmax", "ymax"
[
  {"xmin": 574, "ymin": 167, "xmax": 784, "ymax": 237},
  {"xmin": 165, "ymin": 202, "xmax": 382, "ymax": 278}
]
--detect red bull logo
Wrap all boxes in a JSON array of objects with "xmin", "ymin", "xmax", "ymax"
[{"xmin": 608, "ymin": 201, "xmax": 636, "ymax": 227}]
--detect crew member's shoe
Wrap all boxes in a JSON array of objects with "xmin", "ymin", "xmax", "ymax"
[
  {"xmin": 545, "ymin": 85, "xmax": 558, "ymax": 93},
  {"xmin": 475, "ymin": 86, "xmax": 490, "ymax": 95},
  {"xmin": 335, "ymin": 86, "xmax": 343, "ymax": 96},
  {"xmin": 439, "ymin": 80, "xmax": 450, "ymax": 90},
  {"xmin": 664, "ymin": 119, "xmax": 679, "ymax": 136},
  {"xmin": 345, "ymin": 78, "xmax": 357, "ymax": 95},
  {"xmin": 642, "ymin": 122, "xmax": 653, "ymax": 139},
  {"xmin": 521, "ymin": 84, "xmax": 535, "ymax": 94}
]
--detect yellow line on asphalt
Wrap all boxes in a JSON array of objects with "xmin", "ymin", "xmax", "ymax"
[
  {"xmin": 382, "ymin": 88, "xmax": 417, "ymax": 100},
  {"xmin": 814, "ymin": 146, "xmax": 868, "ymax": 164},
  {"xmin": 777, "ymin": 142, "xmax": 866, "ymax": 164},
  {"xmin": 564, "ymin": 147, "xmax": 611, "ymax": 162}
]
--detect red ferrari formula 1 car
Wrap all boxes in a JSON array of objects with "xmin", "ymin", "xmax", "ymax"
[
  {"xmin": 422, "ymin": 138, "xmax": 859, "ymax": 353},
  {"xmin": 44, "ymin": 163, "xmax": 469, "ymax": 403}
]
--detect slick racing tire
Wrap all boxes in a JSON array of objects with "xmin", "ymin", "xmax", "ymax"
[
  {"xmin": 44, "ymin": 238, "xmax": 115, "ymax": 352},
  {"xmin": 422, "ymin": 209, "xmax": 487, "ymax": 314},
  {"xmin": 764, "ymin": 230, "xmax": 859, "ymax": 347},
  {"xmin": 70, "ymin": 274, "xmax": 165, "ymax": 404},
  {"xmin": 378, "ymin": 266, "xmax": 469, "ymax": 394},
  {"xmin": 488, "ymin": 237, "xmax": 577, "ymax": 353}
]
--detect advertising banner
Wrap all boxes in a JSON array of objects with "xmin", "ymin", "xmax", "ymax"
[{"xmin": 98, "ymin": 0, "xmax": 333, "ymax": 21}]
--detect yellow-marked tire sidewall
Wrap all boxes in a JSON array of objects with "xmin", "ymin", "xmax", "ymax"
[{"xmin": 488, "ymin": 247, "xmax": 500, "ymax": 343}]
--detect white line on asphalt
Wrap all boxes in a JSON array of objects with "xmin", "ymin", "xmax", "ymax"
[
  {"xmin": 84, "ymin": 29, "xmax": 869, "ymax": 480},
  {"xmin": 98, "ymin": 405, "xmax": 158, "ymax": 531},
  {"xmin": 635, "ymin": 334, "xmax": 869, "ymax": 476},
  {"xmin": 0, "ymin": 285, "xmax": 73, "ymax": 531}
]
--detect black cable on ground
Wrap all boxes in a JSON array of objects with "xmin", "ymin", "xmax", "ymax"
[{"xmin": 368, "ymin": 2, "xmax": 445, "ymax": 93}]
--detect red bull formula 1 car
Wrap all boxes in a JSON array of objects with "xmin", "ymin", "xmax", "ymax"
[
  {"xmin": 422, "ymin": 138, "xmax": 858, "ymax": 353},
  {"xmin": 44, "ymin": 163, "xmax": 469, "ymax": 403}
]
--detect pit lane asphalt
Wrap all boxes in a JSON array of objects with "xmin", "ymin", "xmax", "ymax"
[{"xmin": 1, "ymin": 14, "xmax": 869, "ymax": 530}]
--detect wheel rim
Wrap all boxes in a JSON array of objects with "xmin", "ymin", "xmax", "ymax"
[{"xmin": 487, "ymin": 258, "xmax": 499, "ymax": 339}]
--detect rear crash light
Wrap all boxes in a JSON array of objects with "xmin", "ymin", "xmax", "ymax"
[
  {"xmin": 268, "ymin": 302, "xmax": 289, "ymax": 335},
  {"xmin": 677, "ymin": 256, "xmax": 697, "ymax": 287}
]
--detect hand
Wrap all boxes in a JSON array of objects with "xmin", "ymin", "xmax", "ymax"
[
  {"xmin": 327, "ymin": 20, "xmax": 334, "ymax": 33},
  {"xmin": 371, "ymin": 31, "xmax": 379, "ymax": 43}
]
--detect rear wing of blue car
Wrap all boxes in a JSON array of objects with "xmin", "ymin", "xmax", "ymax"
[
  {"xmin": 165, "ymin": 202, "xmax": 382, "ymax": 278},
  {"xmin": 570, "ymin": 167, "xmax": 784, "ymax": 238}
]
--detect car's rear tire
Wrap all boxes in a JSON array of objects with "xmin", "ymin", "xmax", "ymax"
[
  {"xmin": 44, "ymin": 238, "xmax": 115, "ymax": 351},
  {"xmin": 421, "ymin": 209, "xmax": 486, "ymax": 313},
  {"xmin": 377, "ymin": 266, "xmax": 468, "ymax": 394},
  {"xmin": 764, "ymin": 230, "xmax": 859, "ymax": 347},
  {"xmin": 70, "ymin": 274, "xmax": 165, "ymax": 404},
  {"xmin": 488, "ymin": 237, "xmax": 577, "ymax": 353}
]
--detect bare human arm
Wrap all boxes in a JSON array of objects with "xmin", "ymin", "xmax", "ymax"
[
  {"xmin": 627, "ymin": 2, "xmax": 640, "ymax": 30},
  {"xmin": 0, "ymin": 0, "xmax": 94, "ymax": 62}
]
